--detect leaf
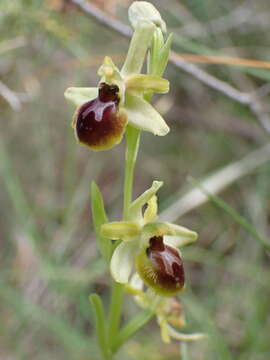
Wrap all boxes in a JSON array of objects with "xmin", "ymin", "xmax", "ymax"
[
  {"xmin": 89, "ymin": 294, "xmax": 111, "ymax": 360},
  {"xmin": 90, "ymin": 182, "xmax": 112, "ymax": 262},
  {"xmin": 112, "ymin": 309, "xmax": 154, "ymax": 353}
]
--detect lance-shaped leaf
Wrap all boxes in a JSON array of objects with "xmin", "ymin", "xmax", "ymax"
[
  {"xmin": 90, "ymin": 182, "xmax": 112, "ymax": 262},
  {"xmin": 125, "ymin": 93, "xmax": 169, "ymax": 135}
]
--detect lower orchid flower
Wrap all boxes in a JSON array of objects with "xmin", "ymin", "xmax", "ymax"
[
  {"xmin": 101, "ymin": 181, "xmax": 198, "ymax": 296},
  {"xmin": 126, "ymin": 272, "xmax": 207, "ymax": 343}
]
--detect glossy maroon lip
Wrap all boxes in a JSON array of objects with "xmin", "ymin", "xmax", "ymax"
[
  {"xmin": 140, "ymin": 236, "xmax": 185, "ymax": 295},
  {"xmin": 74, "ymin": 83, "xmax": 127, "ymax": 150}
]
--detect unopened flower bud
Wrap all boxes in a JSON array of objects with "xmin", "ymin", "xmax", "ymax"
[{"xmin": 129, "ymin": 1, "xmax": 166, "ymax": 33}]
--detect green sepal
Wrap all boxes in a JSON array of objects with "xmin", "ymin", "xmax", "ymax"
[
  {"xmin": 101, "ymin": 221, "xmax": 141, "ymax": 240},
  {"xmin": 125, "ymin": 93, "xmax": 169, "ymax": 136},
  {"xmin": 125, "ymin": 74, "xmax": 169, "ymax": 94},
  {"xmin": 90, "ymin": 182, "xmax": 112, "ymax": 263},
  {"xmin": 129, "ymin": 180, "xmax": 163, "ymax": 221}
]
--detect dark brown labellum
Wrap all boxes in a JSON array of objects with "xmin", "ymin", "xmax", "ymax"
[
  {"xmin": 136, "ymin": 236, "xmax": 185, "ymax": 296},
  {"xmin": 74, "ymin": 83, "xmax": 127, "ymax": 150}
]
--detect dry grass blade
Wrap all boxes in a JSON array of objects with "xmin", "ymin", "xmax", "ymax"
[
  {"xmin": 174, "ymin": 53, "xmax": 270, "ymax": 70},
  {"xmin": 160, "ymin": 143, "xmax": 270, "ymax": 221}
]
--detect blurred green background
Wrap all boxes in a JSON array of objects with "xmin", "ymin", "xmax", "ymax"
[{"xmin": 1, "ymin": 0, "xmax": 270, "ymax": 359}]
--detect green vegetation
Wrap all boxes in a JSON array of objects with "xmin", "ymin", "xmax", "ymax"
[{"xmin": 1, "ymin": 0, "xmax": 270, "ymax": 359}]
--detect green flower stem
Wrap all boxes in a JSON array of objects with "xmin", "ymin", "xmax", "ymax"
[
  {"xmin": 123, "ymin": 125, "xmax": 141, "ymax": 220},
  {"xmin": 107, "ymin": 125, "xmax": 140, "ymax": 356}
]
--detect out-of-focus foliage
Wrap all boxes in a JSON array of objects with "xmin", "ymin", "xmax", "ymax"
[{"xmin": 1, "ymin": 0, "xmax": 270, "ymax": 359}]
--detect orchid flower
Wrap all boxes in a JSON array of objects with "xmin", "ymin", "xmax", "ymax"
[
  {"xmin": 126, "ymin": 273, "xmax": 207, "ymax": 343},
  {"xmin": 64, "ymin": 18, "xmax": 170, "ymax": 151},
  {"xmin": 101, "ymin": 181, "xmax": 198, "ymax": 296}
]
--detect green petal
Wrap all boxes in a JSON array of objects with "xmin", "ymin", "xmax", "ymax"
[
  {"xmin": 143, "ymin": 195, "xmax": 158, "ymax": 223},
  {"xmin": 165, "ymin": 223, "xmax": 198, "ymax": 241},
  {"xmin": 98, "ymin": 56, "xmax": 122, "ymax": 81},
  {"xmin": 164, "ymin": 234, "xmax": 198, "ymax": 248},
  {"xmin": 101, "ymin": 221, "xmax": 141, "ymax": 240},
  {"xmin": 167, "ymin": 325, "xmax": 208, "ymax": 341},
  {"xmin": 125, "ymin": 74, "xmax": 169, "ymax": 94},
  {"xmin": 125, "ymin": 93, "xmax": 169, "ymax": 135},
  {"xmin": 110, "ymin": 241, "xmax": 138, "ymax": 283},
  {"xmin": 141, "ymin": 222, "xmax": 197, "ymax": 247},
  {"xmin": 129, "ymin": 181, "xmax": 163, "ymax": 221},
  {"xmin": 64, "ymin": 87, "xmax": 98, "ymax": 107}
]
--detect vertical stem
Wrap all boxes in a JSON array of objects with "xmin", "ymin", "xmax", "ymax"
[
  {"xmin": 107, "ymin": 125, "xmax": 141, "ymax": 354},
  {"xmin": 123, "ymin": 125, "xmax": 141, "ymax": 220}
]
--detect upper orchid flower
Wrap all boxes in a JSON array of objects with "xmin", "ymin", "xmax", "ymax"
[
  {"xmin": 101, "ymin": 181, "xmax": 198, "ymax": 296},
  {"xmin": 64, "ymin": 18, "xmax": 170, "ymax": 151}
]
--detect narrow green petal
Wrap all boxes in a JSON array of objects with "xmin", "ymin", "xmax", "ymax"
[
  {"xmin": 167, "ymin": 325, "xmax": 208, "ymax": 341},
  {"xmin": 125, "ymin": 93, "xmax": 169, "ymax": 135},
  {"xmin": 101, "ymin": 221, "xmax": 141, "ymax": 240},
  {"xmin": 98, "ymin": 56, "xmax": 123, "ymax": 84},
  {"xmin": 141, "ymin": 222, "xmax": 197, "ymax": 247},
  {"xmin": 143, "ymin": 195, "xmax": 158, "ymax": 223},
  {"xmin": 165, "ymin": 223, "xmax": 198, "ymax": 241},
  {"xmin": 125, "ymin": 74, "xmax": 169, "ymax": 94},
  {"xmin": 164, "ymin": 235, "xmax": 197, "ymax": 248},
  {"xmin": 129, "ymin": 181, "xmax": 163, "ymax": 221},
  {"xmin": 110, "ymin": 241, "xmax": 137, "ymax": 283},
  {"xmin": 64, "ymin": 87, "xmax": 98, "ymax": 107}
]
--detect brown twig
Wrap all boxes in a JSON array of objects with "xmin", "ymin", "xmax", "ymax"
[{"xmin": 67, "ymin": 0, "xmax": 270, "ymax": 134}]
